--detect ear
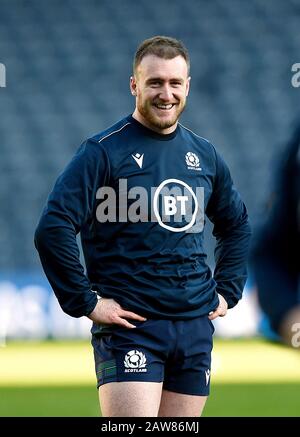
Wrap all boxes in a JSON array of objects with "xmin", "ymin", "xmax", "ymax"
[
  {"xmin": 130, "ymin": 76, "xmax": 137, "ymax": 96},
  {"xmin": 186, "ymin": 76, "xmax": 191, "ymax": 97}
]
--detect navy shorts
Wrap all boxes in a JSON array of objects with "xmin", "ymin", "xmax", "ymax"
[{"xmin": 91, "ymin": 315, "xmax": 214, "ymax": 396}]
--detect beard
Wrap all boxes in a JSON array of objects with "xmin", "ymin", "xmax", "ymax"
[{"xmin": 137, "ymin": 98, "xmax": 186, "ymax": 131}]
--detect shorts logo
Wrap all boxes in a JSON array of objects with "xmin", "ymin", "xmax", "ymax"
[
  {"xmin": 185, "ymin": 152, "xmax": 201, "ymax": 171},
  {"xmin": 124, "ymin": 350, "xmax": 147, "ymax": 373},
  {"xmin": 205, "ymin": 369, "xmax": 210, "ymax": 385}
]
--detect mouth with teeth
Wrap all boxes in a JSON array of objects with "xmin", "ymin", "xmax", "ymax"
[{"xmin": 154, "ymin": 103, "xmax": 175, "ymax": 110}]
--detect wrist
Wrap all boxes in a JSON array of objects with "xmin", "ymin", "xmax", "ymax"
[{"xmin": 91, "ymin": 289, "xmax": 102, "ymax": 301}]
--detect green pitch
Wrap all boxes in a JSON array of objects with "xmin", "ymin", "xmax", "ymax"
[{"xmin": 0, "ymin": 338, "xmax": 299, "ymax": 416}]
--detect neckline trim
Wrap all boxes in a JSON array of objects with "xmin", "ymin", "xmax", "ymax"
[{"xmin": 127, "ymin": 114, "xmax": 179, "ymax": 141}]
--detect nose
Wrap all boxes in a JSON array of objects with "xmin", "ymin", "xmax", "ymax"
[{"xmin": 159, "ymin": 84, "xmax": 173, "ymax": 102}]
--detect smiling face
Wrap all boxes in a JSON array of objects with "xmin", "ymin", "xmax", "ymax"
[{"xmin": 130, "ymin": 55, "xmax": 190, "ymax": 134}]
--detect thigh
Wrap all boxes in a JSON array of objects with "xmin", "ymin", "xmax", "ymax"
[
  {"xmin": 163, "ymin": 316, "xmax": 214, "ymax": 397},
  {"xmin": 91, "ymin": 319, "xmax": 169, "ymax": 388},
  {"xmin": 158, "ymin": 389, "xmax": 207, "ymax": 417},
  {"xmin": 99, "ymin": 381, "xmax": 163, "ymax": 417}
]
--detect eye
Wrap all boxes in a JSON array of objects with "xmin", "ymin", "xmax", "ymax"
[
  {"xmin": 171, "ymin": 81, "xmax": 182, "ymax": 87},
  {"xmin": 149, "ymin": 81, "xmax": 161, "ymax": 87}
]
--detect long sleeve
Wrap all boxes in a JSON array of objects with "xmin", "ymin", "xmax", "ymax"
[
  {"xmin": 206, "ymin": 147, "xmax": 252, "ymax": 308},
  {"xmin": 34, "ymin": 138, "xmax": 110, "ymax": 317}
]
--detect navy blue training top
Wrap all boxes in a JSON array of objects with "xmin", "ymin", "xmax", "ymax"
[{"xmin": 34, "ymin": 114, "xmax": 251, "ymax": 321}]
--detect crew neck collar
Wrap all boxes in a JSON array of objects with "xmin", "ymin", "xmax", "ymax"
[{"xmin": 127, "ymin": 114, "xmax": 179, "ymax": 141}]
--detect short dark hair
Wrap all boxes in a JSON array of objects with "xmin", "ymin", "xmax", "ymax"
[{"xmin": 133, "ymin": 36, "xmax": 190, "ymax": 74}]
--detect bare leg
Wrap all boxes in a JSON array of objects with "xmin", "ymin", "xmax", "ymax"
[
  {"xmin": 158, "ymin": 389, "xmax": 207, "ymax": 417},
  {"xmin": 279, "ymin": 305, "xmax": 300, "ymax": 348},
  {"xmin": 99, "ymin": 381, "xmax": 163, "ymax": 417}
]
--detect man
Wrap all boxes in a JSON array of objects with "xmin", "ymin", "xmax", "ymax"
[
  {"xmin": 35, "ymin": 36, "xmax": 251, "ymax": 417},
  {"xmin": 251, "ymin": 123, "xmax": 300, "ymax": 347}
]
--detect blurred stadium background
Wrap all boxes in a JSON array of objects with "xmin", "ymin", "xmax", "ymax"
[{"xmin": 0, "ymin": 0, "xmax": 299, "ymax": 416}]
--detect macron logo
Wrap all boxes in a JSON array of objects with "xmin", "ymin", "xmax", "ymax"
[
  {"xmin": 205, "ymin": 369, "xmax": 210, "ymax": 385},
  {"xmin": 132, "ymin": 153, "xmax": 144, "ymax": 169}
]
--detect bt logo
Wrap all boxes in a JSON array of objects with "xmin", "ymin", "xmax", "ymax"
[
  {"xmin": 153, "ymin": 179, "xmax": 200, "ymax": 232},
  {"xmin": 164, "ymin": 195, "xmax": 188, "ymax": 216}
]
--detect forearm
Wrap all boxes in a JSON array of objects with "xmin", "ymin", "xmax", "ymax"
[{"xmin": 213, "ymin": 216, "xmax": 251, "ymax": 308}]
